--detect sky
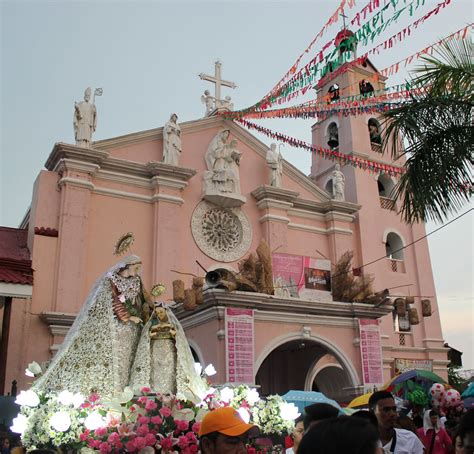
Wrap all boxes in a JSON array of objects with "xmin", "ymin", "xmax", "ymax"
[{"xmin": 1, "ymin": 0, "xmax": 472, "ymax": 368}]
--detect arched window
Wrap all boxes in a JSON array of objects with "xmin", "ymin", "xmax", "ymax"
[
  {"xmin": 325, "ymin": 179, "xmax": 333, "ymax": 196},
  {"xmin": 359, "ymin": 79, "xmax": 374, "ymax": 96},
  {"xmin": 328, "ymin": 84, "xmax": 340, "ymax": 103},
  {"xmin": 385, "ymin": 232, "xmax": 404, "ymax": 260},
  {"xmin": 368, "ymin": 118, "xmax": 382, "ymax": 146},
  {"xmin": 327, "ymin": 122, "xmax": 339, "ymax": 149},
  {"xmin": 378, "ymin": 174, "xmax": 396, "ymax": 210}
]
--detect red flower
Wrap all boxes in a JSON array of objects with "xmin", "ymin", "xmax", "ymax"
[
  {"xmin": 159, "ymin": 406, "xmax": 172, "ymax": 417},
  {"xmin": 191, "ymin": 422, "xmax": 201, "ymax": 433},
  {"xmin": 79, "ymin": 430, "xmax": 90, "ymax": 442},
  {"xmin": 94, "ymin": 427, "xmax": 107, "ymax": 438},
  {"xmin": 175, "ymin": 420, "xmax": 189, "ymax": 432},
  {"xmin": 98, "ymin": 442, "xmax": 112, "ymax": 454},
  {"xmin": 144, "ymin": 433, "xmax": 156, "ymax": 446},
  {"xmin": 136, "ymin": 424, "xmax": 150, "ymax": 436},
  {"xmin": 151, "ymin": 415, "xmax": 163, "ymax": 425},
  {"xmin": 134, "ymin": 437, "xmax": 146, "ymax": 451},
  {"xmin": 145, "ymin": 399, "xmax": 158, "ymax": 411},
  {"xmin": 159, "ymin": 436, "xmax": 174, "ymax": 450}
]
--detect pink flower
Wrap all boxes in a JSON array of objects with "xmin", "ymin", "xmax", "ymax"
[
  {"xmin": 247, "ymin": 448, "xmax": 257, "ymax": 454},
  {"xmin": 118, "ymin": 294, "xmax": 126, "ymax": 303},
  {"xmin": 140, "ymin": 387, "xmax": 152, "ymax": 394},
  {"xmin": 159, "ymin": 436, "xmax": 174, "ymax": 450},
  {"xmin": 185, "ymin": 431, "xmax": 197, "ymax": 443},
  {"xmin": 107, "ymin": 432, "xmax": 121, "ymax": 446},
  {"xmin": 118, "ymin": 423, "xmax": 134, "ymax": 437},
  {"xmin": 79, "ymin": 430, "xmax": 90, "ymax": 442},
  {"xmin": 145, "ymin": 433, "xmax": 156, "ymax": 445},
  {"xmin": 129, "ymin": 405, "xmax": 137, "ymax": 413},
  {"xmin": 88, "ymin": 439, "xmax": 101, "ymax": 449},
  {"xmin": 138, "ymin": 416, "xmax": 150, "ymax": 425},
  {"xmin": 95, "ymin": 427, "xmax": 108, "ymax": 437},
  {"xmin": 151, "ymin": 415, "xmax": 163, "ymax": 425},
  {"xmin": 136, "ymin": 424, "xmax": 150, "ymax": 436},
  {"xmin": 99, "ymin": 442, "xmax": 112, "ymax": 454},
  {"xmin": 125, "ymin": 439, "xmax": 137, "ymax": 452},
  {"xmin": 145, "ymin": 399, "xmax": 158, "ymax": 411},
  {"xmin": 134, "ymin": 437, "xmax": 146, "ymax": 451},
  {"xmin": 177, "ymin": 435, "xmax": 189, "ymax": 448},
  {"xmin": 88, "ymin": 393, "xmax": 100, "ymax": 403},
  {"xmin": 137, "ymin": 396, "xmax": 148, "ymax": 404},
  {"xmin": 159, "ymin": 406, "xmax": 172, "ymax": 417},
  {"xmin": 191, "ymin": 422, "xmax": 201, "ymax": 433},
  {"xmin": 175, "ymin": 419, "xmax": 189, "ymax": 432}
]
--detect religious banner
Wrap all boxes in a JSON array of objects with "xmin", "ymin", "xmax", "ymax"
[
  {"xmin": 394, "ymin": 358, "xmax": 433, "ymax": 375},
  {"xmin": 225, "ymin": 308, "xmax": 255, "ymax": 384},
  {"xmin": 358, "ymin": 319, "xmax": 384, "ymax": 387},
  {"xmin": 272, "ymin": 253, "xmax": 332, "ymax": 302}
]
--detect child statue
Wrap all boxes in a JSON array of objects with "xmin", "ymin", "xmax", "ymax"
[{"xmin": 129, "ymin": 301, "xmax": 207, "ymax": 398}]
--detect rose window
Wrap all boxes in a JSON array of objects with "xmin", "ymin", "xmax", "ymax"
[{"xmin": 202, "ymin": 208, "xmax": 241, "ymax": 252}]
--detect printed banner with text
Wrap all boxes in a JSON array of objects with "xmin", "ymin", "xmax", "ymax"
[
  {"xmin": 225, "ymin": 308, "xmax": 255, "ymax": 384},
  {"xmin": 359, "ymin": 319, "xmax": 384, "ymax": 387}
]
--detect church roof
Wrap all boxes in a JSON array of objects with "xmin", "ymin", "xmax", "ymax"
[
  {"xmin": 334, "ymin": 28, "xmax": 356, "ymax": 47},
  {"xmin": 0, "ymin": 227, "xmax": 33, "ymax": 285}
]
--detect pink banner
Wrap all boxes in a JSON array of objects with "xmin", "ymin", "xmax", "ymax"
[
  {"xmin": 359, "ymin": 319, "xmax": 384, "ymax": 386},
  {"xmin": 272, "ymin": 253, "xmax": 332, "ymax": 301},
  {"xmin": 225, "ymin": 308, "xmax": 254, "ymax": 384}
]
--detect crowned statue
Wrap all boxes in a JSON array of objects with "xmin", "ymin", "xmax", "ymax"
[
  {"xmin": 33, "ymin": 251, "xmax": 151, "ymax": 396},
  {"xmin": 33, "ymin": 234, "xmax": 206, "ymax": 399}
]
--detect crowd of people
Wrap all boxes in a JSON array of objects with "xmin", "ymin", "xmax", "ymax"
[
  {"xmin": 197, "ymin": 390, "xmax": 473, "ymax": 454},
  {"xmin": 1, "ymin": 391, "xmax": 472, "ymax": 454}
]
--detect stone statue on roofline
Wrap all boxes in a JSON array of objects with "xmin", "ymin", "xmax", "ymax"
[
  {"xmin": 266, "ymin": 143, "xmax": 283, "ymax": 188},
  {"xmin": 73, "ymin": 87, "xmax": 97, "ymax": 148},
  {"xmin": 162, "ymin": 113, "xmax": 182, "ymax": 166}
]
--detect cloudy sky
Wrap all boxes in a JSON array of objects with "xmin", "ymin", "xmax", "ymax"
[{"xmin": 1, "ymin": 0, "xmax": 472, "ymax": 368}]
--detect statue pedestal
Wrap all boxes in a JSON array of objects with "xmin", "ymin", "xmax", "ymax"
[{"xmin": 203, "ymin": 191, "xmax": 246, "ymax": 208}]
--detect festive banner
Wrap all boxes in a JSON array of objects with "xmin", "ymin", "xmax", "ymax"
[
  {"xmin": 359, "ymin": 319, "xmax": 384, "ymax": 387},
  {"xmin": 243, "ymin": 0, "xmax": 455, "ymax": 111},
  {"xmin": 394, "ymin": 358, "xmax": 433, "ymax": 375},
  {"xmin": 225, "ymin": 308, "xmax": 255, "ymax": 384},
  {"xmin": 236, "ymin": 119, "xmax": 405, "ymax": 176},
  {"xmin": 272, "ymin": 253, "xmax": 332, "ymax": 302}
]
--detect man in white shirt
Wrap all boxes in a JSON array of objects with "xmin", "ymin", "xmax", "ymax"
[{"xmin": 369, "ymin": 390, "xmax": 424, "ymax": 454}]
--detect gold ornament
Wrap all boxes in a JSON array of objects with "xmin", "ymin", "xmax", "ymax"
[
  {"xmin": 114, "ymin": 233, "xmax": 135, "ymax": 256},
  {"xmin": 151, "ymin": 283, "xmax": 166, "ymax": 297}
]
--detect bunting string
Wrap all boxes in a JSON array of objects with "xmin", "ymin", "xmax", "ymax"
[
  {"xmin": 240, "ymin": 0, "xmax": 455, "ymax": 112},
  {"xmin": 236, "ymin": 119, "xmax": 405, "ymax": 177}
]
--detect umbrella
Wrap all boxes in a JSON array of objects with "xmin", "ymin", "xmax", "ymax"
[
  {"xmin": 282, "ymin": 390, "xmax": 341, "ymax": 414},
  {"xmin": 462, "ymin": 397, "xmax": 474, "ymax": 409},
  {"xmin": 382, "ymin": 370, "xmax": 447, "ymax": 388},
  {"xmin": 347, "ymin": 392, "xmax": 373, "ymax": 409},
  {"xmin": 461, "ymin": 382, "xmax": 474, "ymax": 399}
]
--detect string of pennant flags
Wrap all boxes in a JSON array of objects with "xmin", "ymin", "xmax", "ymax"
[
  {"xmin": 236, "ymin": 119, "xmax": 405, "ymax": 177},
  {"xmin": 245, "ymin": 0, "xmax": 456, "ymax": 112}
]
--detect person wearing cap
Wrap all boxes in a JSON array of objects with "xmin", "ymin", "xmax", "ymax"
[{"xmin": 199, "ymin": 406, "xmax": 259, "ymax": 454}]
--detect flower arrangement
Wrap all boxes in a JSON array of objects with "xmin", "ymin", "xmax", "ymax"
[{"xmin": 12, "ymin": 363, "xmax": 300, "ymax": 453}]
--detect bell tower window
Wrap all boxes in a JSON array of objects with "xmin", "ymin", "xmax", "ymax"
[{"xmin": 327, "ymin": 122, "xmax": 339, "ymax": 149}]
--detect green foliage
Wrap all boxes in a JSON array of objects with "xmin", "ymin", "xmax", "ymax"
[
  {"xmin": 381, "ymin": 39, "xmax": 473, "ymax": 224},
  {"xmin": 448, "ymin": 365, "xmax": 467, "ymax": 392}
]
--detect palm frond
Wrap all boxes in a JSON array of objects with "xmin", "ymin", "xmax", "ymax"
[{"xmin": 380, "ymin": 38, "xmax": 474, "ymax": 224}]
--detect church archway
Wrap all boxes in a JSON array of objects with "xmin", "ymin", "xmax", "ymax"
[{"xmin": 255, "ymin": 333, "xmax": 358, "ymax": 398}]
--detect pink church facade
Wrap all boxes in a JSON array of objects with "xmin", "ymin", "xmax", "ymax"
[{"xmin": 2, "ymin": 58, "xmax": 449, "ymax": 401}]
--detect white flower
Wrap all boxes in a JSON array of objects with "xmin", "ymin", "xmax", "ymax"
[
  {"xmin": 84, "ymin": 411, "xmax": 107, "ymax": 430},
  {"xmin": 26, "ymin": 361, "xmax": 42, "ymax": 376},
  {"xmin": 118, "ymin": 294, "xmax": 126, "ymax": 302},
  {"xmin": 204, "ymin": 364, "xmax": 216, "ymax": 376},
  {"xmin": 15, "ymin": 390, "xmax": 40, "ymax": 407},
  {"xmin": 237, "ymin": 407, "xmax": 251, "ymax": 423},
  {"xmin": 194, "ymin": 362, "xmax": 203, "ymax": 375},
  {"xmin": 72, "ymin": 392, "xmax": 85, "ymax": 408},
  {"xmin": 279, "ymin": 402, "xmax": 300, "ymax": 421},
  {"xmin": 220, "ymin": 387, "xmax": 234, "ymax": 403},
  {"xmin": 50, "ymin": 411, "xmax": 71, "ymax": 432},
  {"xmin": 58, "ymin": 390, "xmax": 75, "ymax": 406},
  {"xmin": 10, "ymin": 414, "xmax": 28, "ymax": 434},
  {"xmin": 246, "ymin": 388, "xmax": 260, "ymax": 405}
]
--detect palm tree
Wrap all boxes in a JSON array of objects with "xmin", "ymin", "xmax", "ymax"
[{"xmin": 381, "ymin": 38, "xmax": 473, "ymax": 224}]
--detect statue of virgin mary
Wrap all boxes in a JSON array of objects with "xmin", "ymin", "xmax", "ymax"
[
  {"xmin": 129, "ymin": 303, "xmax": 206, "ymax": 399},
  {"xmin": 33, "ymin": 255, "xmax": 151, "ymax": 397}
]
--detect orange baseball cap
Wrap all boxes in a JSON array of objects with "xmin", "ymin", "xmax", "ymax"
[{"xmin": 199, "ymin": 407, "xmax": 258, "ymax": 437}]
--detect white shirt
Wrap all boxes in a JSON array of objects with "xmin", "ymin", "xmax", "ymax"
[
  {"xmin": 382, "ymin": 428, "xmax": 424, "ymax": 454},
  {"xmin": 285, "ymin": 448, "xmax": 295, "ymax": 454}
]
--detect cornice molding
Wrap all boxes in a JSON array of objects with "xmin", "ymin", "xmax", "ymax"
[
  {"xmin": 287, "ymin": 208, "xmax": 326, "ymax": 222},
  {"xmin": 40, "ymin": 311, "xmax": 77, "ymax": 327},
  {"xmin": 255, "ymin": 198, "xmax": 294, "ymax": 211},
  {"xmin": 251, "ymin": 185, "xmax": 299, "ymax": 204},
  {"xmin": 93, "ymin": 187, "xmax": 152, "ymax": 203},
  {"xmin": 55, "ymin": 159, "xmax": 100, "ymax": 176},
  {"xmin": 58, "ymin": 177, "xmax": 95, "ymax": 190},
  {"xmin": 45, "ymin": 143, "xmax": 109, "ymax": 171},
  {"xmin": 147, "ymin": 162, "xmax": 197, "ymax": 182},
  {"xmin": 175, "ymin": 289, "xmax": 392, "ymax": 322},
  {"xmin": 259, "ymin": 214, "xmax": 290, "ymax": 224},
  {"xmin": 151, "ymin": 194, "xmax": 185, "ymax": 205}
]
